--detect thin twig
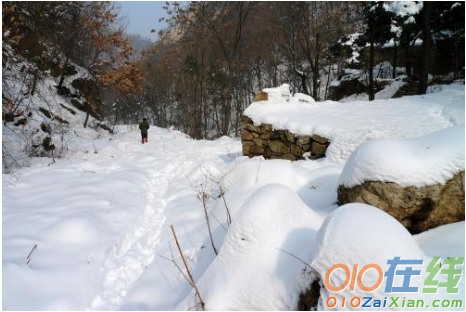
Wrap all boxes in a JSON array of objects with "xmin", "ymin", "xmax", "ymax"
[
  {"xmin": 201, "ymin": 190, "xmax": 218, "ymax": 255},
  {"xmin": 187, "ymin": 173, "xmax": 218, "ymax": 255},
  {"xmin": 219, "ymin": 185, "xmax": 232, "ymax": 226},
  {"xmin": 158, "ymin": 242, "xmax": 194, "ymax": 288},
  {"xmin": 171, "ymin": 225, "xmax": 205, "ymax": 310},
  {"xmin": 201, "ymin": 168, "xmax": 232, "ymax": 226},
  {"xmin": 26, "ymin": 244, "xmax": 38, "ymax": 265},
  {"xmin": 275, "ymin": 247, "xmax": 319, "ymax": 277}
]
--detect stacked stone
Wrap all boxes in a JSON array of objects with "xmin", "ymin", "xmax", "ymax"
[{"xmin": 241, "ymin": 116, "xmax": 330, "ymax": 161}]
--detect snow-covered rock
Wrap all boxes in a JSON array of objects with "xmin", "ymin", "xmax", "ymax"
[
  {"xmin": 339, "ymin": 171, "xmax": 464, "ymax": 233},
  {"xmin": 338, "ymin": 126, "xmax": 465, "ymax": 233},
  {"xmin": 263, "ymin": 84, "xmax": 292, "ymax": 102},
  {"xmin": 307, "ymin": 204, "xmax": 423, "ymax": 310},
  {"xmin": 302, "ymin": 203, "xmax": 465, "ymax": 310},
  {"xmin": 328, "ymin": 77, "xmax": 366, "ymax": 101},
  {"xmin": 339, "ymin": 126, "xmax": 465, "ymax": 188}
]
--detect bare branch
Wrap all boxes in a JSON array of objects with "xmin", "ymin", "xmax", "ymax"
[{"xmin": 171, "ymin": 224, "xmax": 205, "ymax": 310}]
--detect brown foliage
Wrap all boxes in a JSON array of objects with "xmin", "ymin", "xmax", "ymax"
[{"xmin": 99, "ymin": 62, "xmax": 143, "ymax": 94}]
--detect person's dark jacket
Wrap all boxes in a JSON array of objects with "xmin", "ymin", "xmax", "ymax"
[{"xmin": 139, "ymin": 120, "xmax": 150, "ymax": 134}]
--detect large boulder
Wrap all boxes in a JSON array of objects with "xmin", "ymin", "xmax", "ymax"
[
  {"xmin": 328, "ymin": 77, "xmax": 366, "ymax": 101},
  {"xmin": 338, "ymin": 126, "xmax": 465, "ymax": 234},
  {"xmin": 338, "ymin": 171, "xmax": 465, "ymax": 234}
]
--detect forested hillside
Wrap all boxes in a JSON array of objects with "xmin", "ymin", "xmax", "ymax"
[
  {"xmin": 121, "ymin": 1, "xmax": 464, "ymax": 139},
  {"xmin": 2, "ymin": 2, "xmax": 141, "ymax": 169}
]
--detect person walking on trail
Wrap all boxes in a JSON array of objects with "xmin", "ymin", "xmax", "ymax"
[{"xmin": 139, "ymin": 118, "xmax": 150, "ymax": 144}]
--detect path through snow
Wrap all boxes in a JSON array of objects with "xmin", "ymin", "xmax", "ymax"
[
  {"xmin": 89, "ymin": 128, "xmax": 240, "ymax": 310},
  {"xmin": 3, "ymin": 126, "xmax": 241, "ymax": 310}
]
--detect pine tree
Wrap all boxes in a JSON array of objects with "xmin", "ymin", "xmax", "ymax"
[{"xmin": 358, "ymin": 2, "xmax": 394, "ymax": 101}]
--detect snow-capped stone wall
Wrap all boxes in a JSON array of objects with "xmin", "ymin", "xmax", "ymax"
[
  {"xmin": 241, "ymin": 116, "xmax": 330, "ymax": 161},
  {"xmin": 242, "ymin": 85, "xmax": 329, "ymax": 161}
]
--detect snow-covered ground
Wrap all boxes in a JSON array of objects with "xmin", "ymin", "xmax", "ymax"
[
  {"xmin": 3, "ymin": 126, "xmax": 242, "ymax": 310},
  {"xmin": 3, "ymin": 84, "xmax": 465, "ymax": 310}
]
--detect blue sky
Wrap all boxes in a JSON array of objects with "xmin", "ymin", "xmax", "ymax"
[{"xmin": 116, "ymin": 1, "xmax": 169, "ymax": 41}]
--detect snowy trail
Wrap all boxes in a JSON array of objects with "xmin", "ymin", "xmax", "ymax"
[
  {"xmin": 90, "ymin": 130, "xmax": 202, "ymax": 310},
  {"xmin": 90, "ymin": 172, "xmax": 170, "ymax": 310},
  {"xmin": 2, "ymin": 126, "xmax": 241, "ymax": 311}
]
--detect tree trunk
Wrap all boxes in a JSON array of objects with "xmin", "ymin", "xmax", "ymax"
[
  {"xmin": 31, "ymin": 68, "xmax": 39, "ymax": 96},
  {"xmin": 312, "ymin": 73, "xmax": 319, "ymax": 100},
  {"xmin": 312, "ymin": 34, "xmax": 320, "ymax": 100},
  {"xmin": 418, "ymin": 2, "xmax": 432, "ymax": 94},
  {"xmin": 296, "ymin": 70, "xmax": 310, "ymax": 95},
  {"xmin": 58, "ymin": 57, "xmax": 69, "ymax": 88},
  {"xmin": 324, "ymin": 64, "xmax": 332, "ymax": 100},
  {"xmin": 256, "ymin": 60, "xmax": 263, "ymax": 90},
  {"xmin": 222, "ymin": 82, "xmax": 232, "ymax": 136},
  {"xmin": 393, "ymin": 41, "xmax": 397, "ymax": 79},
  {"xmin": 405, "ymin": 45, "xmax": 412, "ymax": 77},
  {"xmin": 368, "ymin": 36, "xmax": 375, "ymax": 101},
  {"xmin": 83, "ymin": 112, "xmax": 90, "ymax": 128}
]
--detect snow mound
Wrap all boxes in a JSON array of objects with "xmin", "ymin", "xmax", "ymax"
[
  {"xmin": 259, "ymin": 84, "xmax": 316, "ymax": 105},
  {"xmin": 311, "ymin": 203, "xmax": 423, "ymax": 268},
  {"xmin": 244, "ymin": 84, "xmax": 465, "ymax": 163},
  {"xmin": 179, "ymin": 184, "xmax": 323, "ymax": 310},
  {"xmin": 311, "ymin": 203, "xmax": 464, "ymax": 311},
  {"xmin": 290, "ymin": 93, "xmax": 316, "ymax": 105},
  {"xmin": 311, "ymin": 204, "xmax": 464, "ymax": 310},
  {"xmin": 220, "ymin": 158, "xmax": 305, "ymax": 193},
  {"xmin": 339, "ymin": 125, "xmax": 465, "ymax": 188},
  {"xmin": 263, "ymin": 84, "xmax": 291, "ymax": 102},
  {"xmin": 415, "ymin": 221, "xmax": 465, "ymax": 259},
  {"xmin": 311, "ymin": 204, "xmax": 424, "ymax": 309},
  {"xmin": 40, "ymin": 216, "xmax": 102, "ymax": 246}
]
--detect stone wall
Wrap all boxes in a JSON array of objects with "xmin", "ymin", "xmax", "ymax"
[{"xmin": 241, "ymin": 116, "xmax": 330, "ymax": 161}]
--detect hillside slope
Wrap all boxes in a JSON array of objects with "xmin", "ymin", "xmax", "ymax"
[{"xmin": 2, "ymin": 58, "xmax": 112, "ymax": 172}]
